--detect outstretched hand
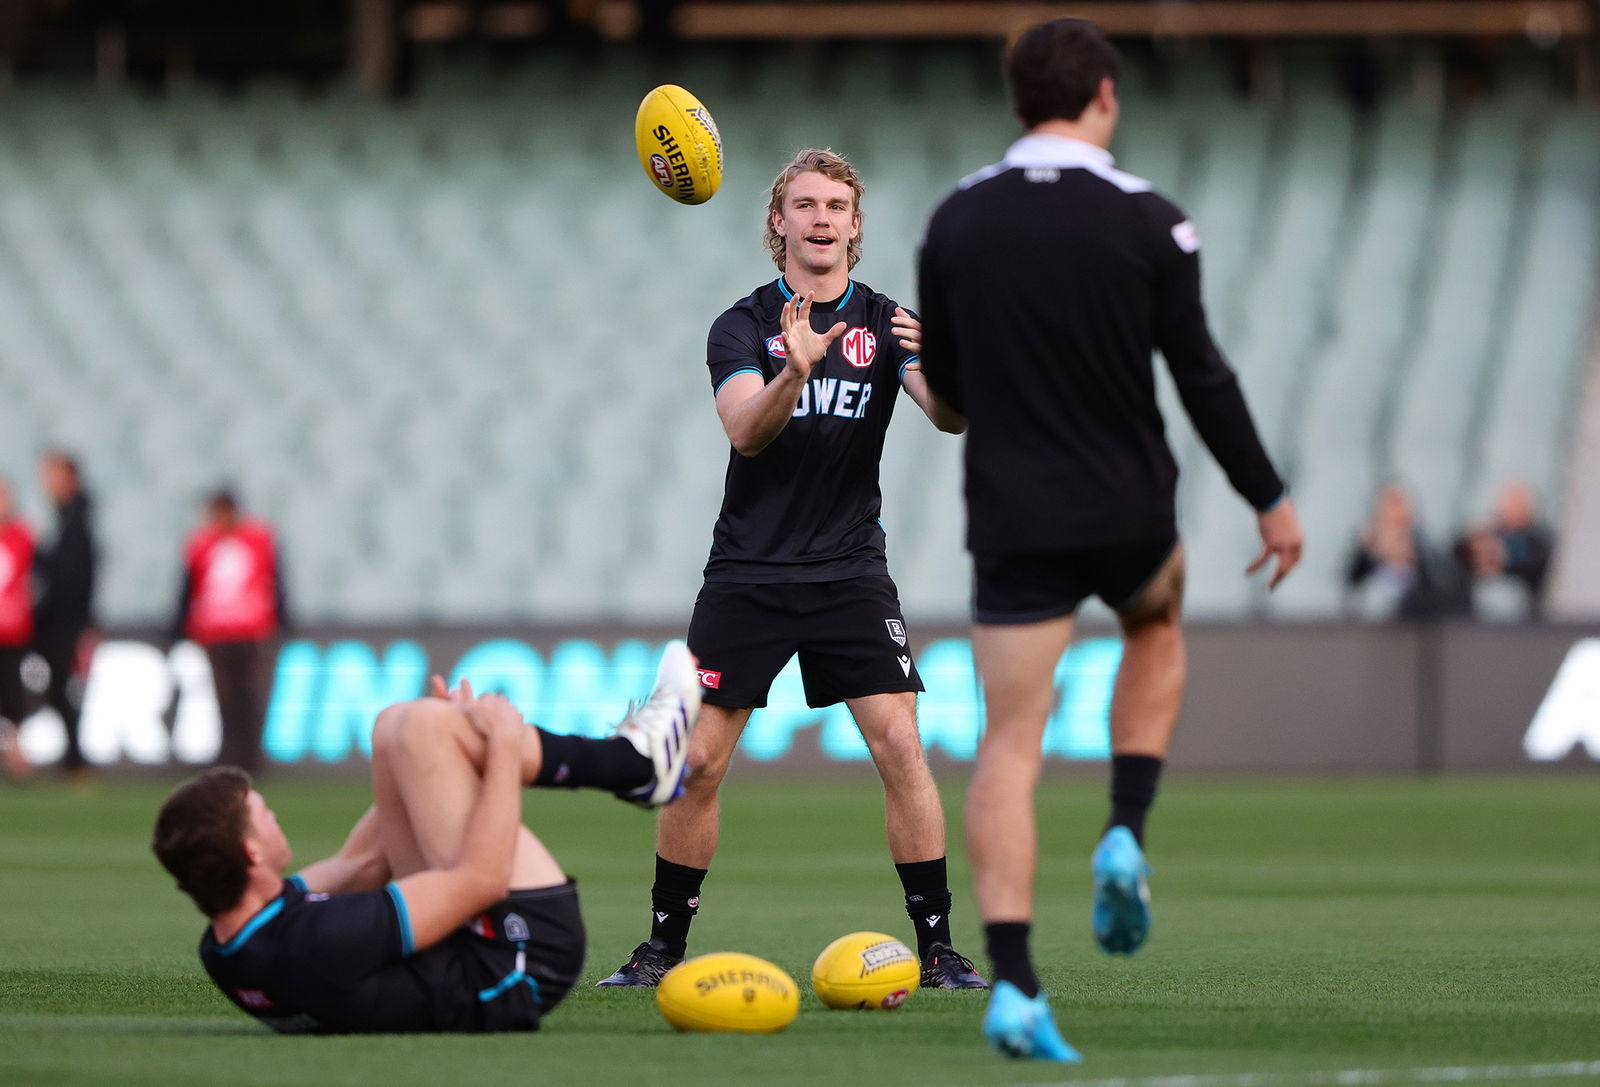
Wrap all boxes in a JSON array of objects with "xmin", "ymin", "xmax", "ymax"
[
  {"xmin": 780, "ymin": 291, "xmax": 846, "ymax": 378},
  {"xmin": 1247, "ymin": 496, "xmax": 1305, "ymax": 591},
  {"xmin": 892, "ymin": 307, "xmax": 922, "ymax": 356}
]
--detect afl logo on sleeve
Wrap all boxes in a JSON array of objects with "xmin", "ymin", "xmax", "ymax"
[
  {"xmin": 1171, "ymin": 220, "xmax": 1201, "ymax": 254},
  {"xmin": 841, "ymin": 328, "xmax": 877, "ymax": 369},
  {"xmin": 765, "ymin": 334, "xmax": 787, "ymax": 358}
]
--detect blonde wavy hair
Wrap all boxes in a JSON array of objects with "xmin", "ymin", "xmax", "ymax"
[{"xmin": 764, "ymin": 148, "xmax": 865, "ymax": 271}]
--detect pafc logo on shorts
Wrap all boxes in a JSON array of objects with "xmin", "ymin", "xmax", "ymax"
[
  {"xmin": 841, "ymin": 328, "xmax": 877, "ymax": 369},
  {"xmin": 884, "ymin": 619, "xmax": 907, "ymax": 647},
  {"xmin": 765, "ymin": 334, "xmax": 787, "ymax": 358}
]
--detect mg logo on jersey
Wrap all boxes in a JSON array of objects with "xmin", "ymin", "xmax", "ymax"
[
  {"xmin": 885, "ymin": 619, "xmax": 907, "ymax": 646},
  {"xmin": 648, "ymin": 153, "xmax": 673, "ymax": 189},
  {"xmin": 765, "ymin": 334, "xmax": 787, "ymax": 358},
  {"xmin": 841, "ymin": 327, "xmax": 877, "ymax": 369},
  {"xmin": 698, "ymin": 668, "xmax": 722, "ymax": 689}
]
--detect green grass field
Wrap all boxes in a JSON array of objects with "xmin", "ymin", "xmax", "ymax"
[{"xmin": 2, "ymin": 774, "xmax": 1597, "ymax": 1086}]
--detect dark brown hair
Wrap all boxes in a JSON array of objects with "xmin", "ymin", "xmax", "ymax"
[
  {"xmin": 152, "ymin": 767, "xmax": 254, "ymax": 917},
  {"xmin": 764, "ymin": 148, "xmax": 865, "ymax": 272},
  {"xmin": 1006, "ymin": 19, "xmax": 1121, "ymax": 128}
]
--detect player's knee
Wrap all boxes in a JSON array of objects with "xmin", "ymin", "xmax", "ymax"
[
  {"xmin": 370, "ymin": 702, "xmax": 413, "ymax": 755},
  {"xmin": 378, "ymin": 699, "xmax": 457, "ymax": 760},
  {"xmin": 869, "ymin": 717, "xmax": 928, "ymax": 776},
  {"xmin": 681, "ymin": 748, "xmax": 733, "ymax": 797}
]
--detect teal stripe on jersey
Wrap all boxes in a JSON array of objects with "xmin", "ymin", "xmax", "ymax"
[
  {"xmin": 385, "ymin": 883, "xmax": 415, "ymax": 956},
  {"xmin": 715, "ymin": 366, "xmax": 764, "ymax": 394},
  {"xmin": 215, "ymin": 897, "xmax": 284, "ymax": 957}
]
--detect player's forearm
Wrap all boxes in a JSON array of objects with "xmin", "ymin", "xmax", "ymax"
[
  {"xmin": 724, "ymin": 369, "xmax": 807, "ymax": 456},
  {"xmin": 901, "ymin": 370, "xmax": 966, "ymax": 434},
  {"xmin": 450, "ymin": 729, "xmax": 522, "ymax": 905}
]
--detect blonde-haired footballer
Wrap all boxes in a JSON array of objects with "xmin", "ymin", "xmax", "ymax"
[{"xmin": 595, "ymin": 149, "xmax": 982, "ymax": 991}]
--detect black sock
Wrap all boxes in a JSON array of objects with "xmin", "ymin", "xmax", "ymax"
[
  {"xmin": 532, "ymin": 729, "xmax": 652, "ymax": 793},
  {"xmin": 1107, "ymin": 753, "xmax": 1164, "ymax": 847},
  {"xmin": 649, "ymin": 855, "xmax": 706, "ymax": 958},
  {"xmin": 984, "ymin": 922, "xmax": 1039, "ymax": 998},
  {"xmin": 895, "ymin": 858, "xmax": 954, "ymax": 958}
]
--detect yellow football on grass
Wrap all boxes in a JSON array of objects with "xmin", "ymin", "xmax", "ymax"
[
  {"xmin": 635, "ymin": 84, "xmax": 723, "ymax": 205},
  {"xmin": 811, "ymin": 931, "xmax": 920, "ymax": 1011},
  {"xmin": 656, "ymin": 951, "xmax": 799, "ymax": 1033}
]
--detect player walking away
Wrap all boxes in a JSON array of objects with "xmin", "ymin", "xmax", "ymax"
[
  {"xmin": 34, "ymin": 449, "xmax": 96, "ymax": 778},
  {"xmin": 151, "ymin": 642, "xmax": 700, "ymax": 1034},
  {"xmin": 595, "ymin": 149, "xmax": 982, "ymax": 992},
  {"xmin": 170, "ymin": 489, "xmax": 288, "ymax": 774},
  {"xmin": 916, "ymin": 20, "xmax": 1305, "ymax": 1060},
  {"xmin": 0, "ymin": 479, "xmax": 36, "ymax": 779}
]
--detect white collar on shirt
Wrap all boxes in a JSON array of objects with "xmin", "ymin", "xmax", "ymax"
[{"xmin": 1002, "ymin": 133, "xmax": 1117, "ymax": 171}]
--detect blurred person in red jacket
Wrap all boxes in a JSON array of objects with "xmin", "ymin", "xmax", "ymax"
[
  {"xmin": 171, "ymin": 489, "xmax": 288, "ymax": 774},
  {"xmin": 0, "ymin": 477, "xmax": 35, "ymax": 778}
]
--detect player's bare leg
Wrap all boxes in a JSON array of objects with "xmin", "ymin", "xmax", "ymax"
[
  {"xmin": 968, "ymin": 615, "xmax": 1075, "ymax": 928},
  {"xmin": 970, "ymin": 614, "xmax": 1080, "ymax": 1059},
  {"xmin": 596, "ymin": 703, "xmax": 751, "ymax": 987},
  {"xmin": 850, "ymin": 691, "xmax": 985, "ymax": 988},
  {"xmin": 847, "ymin": 691, "xmax": 943, "ymax": 863},
  {"xmin": 1111, "ymin": 544, "xmax": 1187, "ymax": 757},
  {"xmin": 1094, "ymin": 544, "xmax": 1187, "ymax": 956},
  {"xmin": 655, "ymin": 704, "xmax": 752, "ymax": 869},
  {"xmin": 370, "ymin": 698, "xmax": 565, "ymax": 888}
]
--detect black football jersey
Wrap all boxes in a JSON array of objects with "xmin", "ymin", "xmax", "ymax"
[
  {"xmin": 918, "ymin": 135, "xmax": 1285, "ymax": 553},
  {"xmin": 198, "ymin": 878, "xmax": 534, "ymax": 1034},
  {"xmin": 703, "ymin": 277, "xmax": 919, "ymax": 582}
]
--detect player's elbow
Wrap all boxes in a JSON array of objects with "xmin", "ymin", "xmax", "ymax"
[
  {"xmin": 730, "ymin": 431, "xmax": 771, "ymax": 457},
  {"xmin": 936, "ymin": 413, "xmax": 967, "ymax": 435}
]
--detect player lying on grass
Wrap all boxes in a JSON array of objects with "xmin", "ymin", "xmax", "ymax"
[{"xmin": 151, "ymin": 642, "xmax": 700, "ymax": 1034}]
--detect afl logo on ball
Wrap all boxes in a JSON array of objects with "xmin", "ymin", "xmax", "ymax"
[
  {"xmin": 841, "ymin": 328, "xmax": 877, "ymax": 369},
  {"xmin": 648, "ymin": 153, "xmax": 674, "ymax": 189},
  {"xmin": 765, "ymin": 334, "xmax": 787, "ymax": 358}
]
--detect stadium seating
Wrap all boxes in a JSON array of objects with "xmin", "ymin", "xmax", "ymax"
[{"xmin": 0, "ymin": 45, "xmax": 1593, "ymax": 625}]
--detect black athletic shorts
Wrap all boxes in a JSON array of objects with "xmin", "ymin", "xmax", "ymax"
[
  {"xmin": 972, "ymin": 537, "xmax": 1180, "ymax": 624},
  {"xmin": 688, "ymin": 575, "xmax": 924, "ymax": 709},
  {"xmin": 415, "ymin": 880, "xmax": 586, "ymax": 1032}
]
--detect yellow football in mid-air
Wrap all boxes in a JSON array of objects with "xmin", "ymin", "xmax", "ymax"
[
  {"xmin": 635, "ymin": 84, "xmax": 723, "ymax": 205},
  {"xmin": 811, "ymin": 931, "xmax": 920, "ymax": 1011},
  {"xmin": 656, "ymin": 951, "xmax": 799, "ymax": 1033}
]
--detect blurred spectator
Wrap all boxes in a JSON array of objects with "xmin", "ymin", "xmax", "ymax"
[
  {"xmin": 34, "ymin": 450, "xmax": 97, "ymax": 776},
  {"xmin": 1345, "ymin": 483, "xmax": 1461, "ymax": 619},
  {"xmin": 1454, "ymin": 482, "xmax": 1554, "ymax": 620},
  {"xmin": 171, "ymin": 489, "xmax": 287, "ymax": 774},
  {"xmin": 0, "ymin": 478, "xmax": 36, "ymax": 779}
]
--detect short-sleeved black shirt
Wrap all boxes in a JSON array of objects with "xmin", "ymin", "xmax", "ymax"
[
  {"xmin": 918, "ymin": 135, "xmax": 1285, "ymax": 554},
  {"xmin": 703, "ymin": 277, "xmax": 918, "ymax": 582},
  {"xmin": 198, "ymin": 878, "xmax": 535, "ymax": 1034}
]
